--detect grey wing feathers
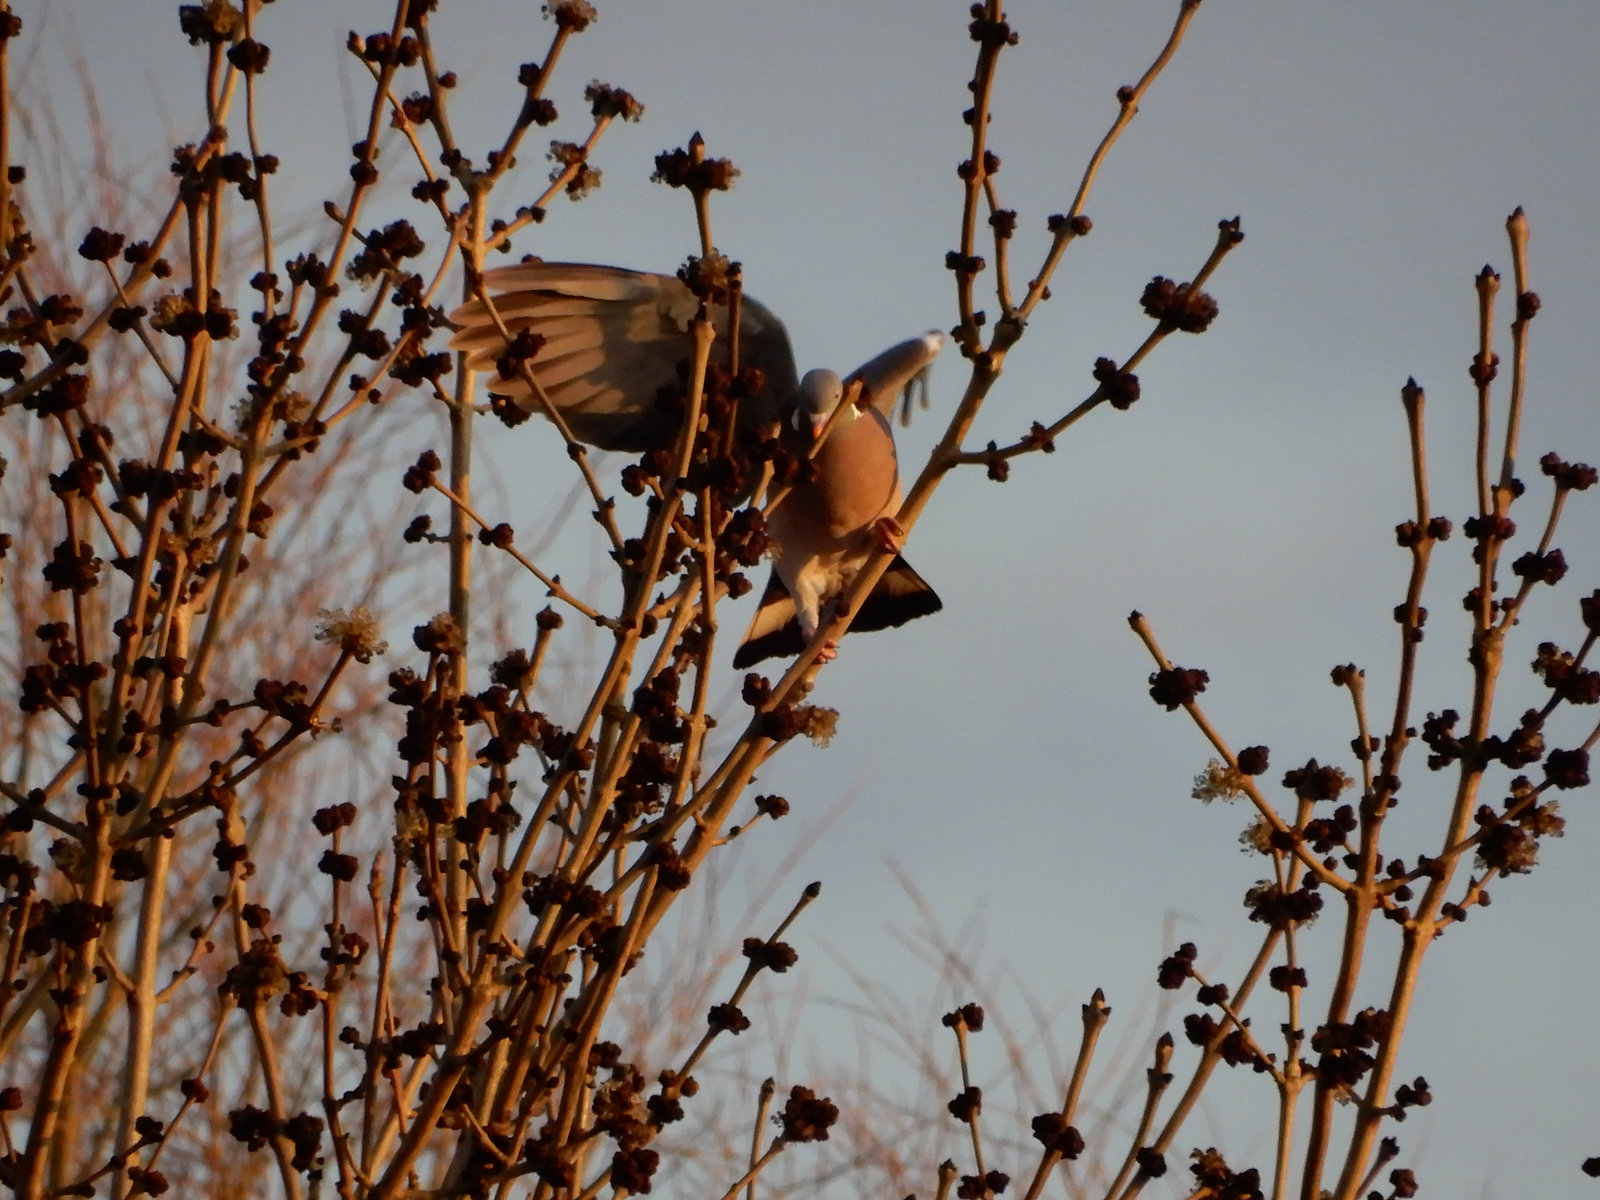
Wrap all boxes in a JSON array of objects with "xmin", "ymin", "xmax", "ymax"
[
  {"xmin": 846, "ymin": 330, "xmax": 945, "ymax": 425},
  {"xmin": 448, "ymin": 262, "xmax": 799, "ymax": 452}
]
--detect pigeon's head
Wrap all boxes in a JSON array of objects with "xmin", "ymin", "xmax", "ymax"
[{"xmin": 793, "ymin": 369, "xmax": 847, "ymax": 440}]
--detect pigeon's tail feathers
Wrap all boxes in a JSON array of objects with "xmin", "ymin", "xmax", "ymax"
[
  {"xmin": 731, "ymin": 556, "xmax": 941, "ymax": 668},
  {"xmin": 732, "ymin": 572, "xmax": 802, "ymax": 669},
  {"xmin": 851, "ymin": 556, "xmax": 942, "ymax": 633}
]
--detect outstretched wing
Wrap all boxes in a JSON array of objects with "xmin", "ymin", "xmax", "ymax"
[
  {"xmin": 845, "ymin": 330, "xmax": 945, "ymax": 426},
  {"xmin": 448, "ymin": 262, "xmax": 799, "ymax": 452}
]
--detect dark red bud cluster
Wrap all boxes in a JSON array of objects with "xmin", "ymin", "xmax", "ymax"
[
  {"xmin": 1046, "ymin": 213, "xmax": 1093, "ymax": 237},
  {"xmin": 646, "ymin": 1092, "xmax": 684, "ymax": 1126},
  {"xmin": 967, "ymin": 6, "xmax": 1019, "ymax": 48},
  {"xmin": 1512, "ymin": 548, "xmax": 1567, "ymax": 586},
  {"xmin": 1269, "ymin": 964, "xmax": 1308, "ymax": 992},
  {"xmin": 476, "ymin": 523, "xmax": 514, "ymax": 549},
  {"xmin": 412, "ymin": 613, "xmax": 463, "ymax": 656},
  {"xmin": 1133, "ymin": 1147, "xmax": 1167, "ymax": 1178},
  {"xmin": 1092, "ymin": 357, "xmax": 1141, "ymax": 410},
  {"xmin": 741, "ymin": 937, "xmax": 797, "ymax": 973},
  {"xmin": 1394, "ymin": 516, "xmax": 1453, "ymax": 547},
  {"xmin": 718, "ymin": 506, "xmax": 769, "ymax": 568},
  {"xmin": 1310, "ymin": 1008, "xmax": 1390, "ymax": 1089},
  {"xmin": 312, "ymin": 803, "xmax": 357, "ymax": 835},
  {"xmin": 956, "ymin": 1171, "xmax": 1010, "ymax": 1199},
  {"xmin": 43, "ymin": 538, "xmax": 102, "ymax": 594},
  {"xmin": 402, "ymin": 449, "xmax": 441, "ymax": 492},
  {"xmin": 1544, "ymin": 747, "xmax": 1589, "ymax": 790},
  {"xmin": 585, "ymin": 81, "xmax": 643, "ymax": 122},
  {"xmin": 651, "ymin": 143, "xmax": 739, "ymax": 194},
  {"xmin": 985, "ymin": 443, "xmax": 1010, "ymax": 482},
  {"xmin": 1539, "ymin": 451, "xmax": 1597, "ymax": 491},
  {"xmin": 22, "ymin": 373, "xmax": 91, "ymax": 418},
  {"xmin": 227, "ymin": 37, "xmax": 270, "ymax": 74},
  {"xmin": 49, "ymin": 457, "xmax": 104, "ymax": 499},
  {"xmin": 1031, "ymin": 1113, "xmax": 1085, "ymax": 1158},
  {"xmin": 77, "ymin": 226, "xmax": 126, "ymax": 262},
  {"xmin": 1301, "ymin": 804, "xmax": 1357, "ymax": 853},
  {"xmin": 179, "ymin": 3, "xmax": 242, "ymax": 45},
  {"xmin": 947, "ymin": 1085, "xmax": 982, "ymax": 1123},
  {"xmin": 1187, "ymin": 1149, "xmax": 1261, "ymax": 1199},
  {"xmin": 707, "ymin": 1002, "xmax": 750, "ymax": 1034},
  {"xmin": 349, "ymin": 220, "xmax": 425, "ymax": 281},
  {"xmin": 1461, "ymin": 585, "xmax": 1508, "ymax": 617},
  {"xmin": 1474, "ymin": 809, "xmax": 1544, "ymax": 876},
  {"xmin": 945, "ymin": 250, "xmax": 986, "ymax": 276},
  {"xmin": 741, "ymin": 673, "xmax": 770, "ymax": 708},
  {"xmin": 639, "ymin": 840, "xmax": 691, "ymax": 890},
  {"xmin": 254, "ymin": 678, "xmax": 311, "ymax": 727},
  {"xmin": 488, "ymin": 392, "xmax": 533, "ymax": 427},
  {"xmin": 779, "ymin": 1086, "xmax": 838, "ymax": 1143},
  {"xmin": 352, "ymin": 30, "xmax": 420, "ymax": 67},
  {"xmin": 318, "ymin": 850, "xmax": 359, "ymax": 881},
  {"xmin": 755, "ymin": 702, "xmax": 808, "ymax": 742},
  {"xmin": 524, "ymin": 875, "xmax": 604, "ymax": 921},
  {"xmin": 392, "ymin": 348, "xmax": 451, "ymax": 387},
  {"xmin": 609, "ymin": 1149, "xmax": 659, "ymax": 1195},
  {"xmin": 1282, "ymin": 759, "xmax": 1347, "ymax": 803},
  {"xmin": 398, "ymin": 91, "xmax": 434, "ymax": 126},
  {"xmin": 941, "ymin": 1002, "xmax": 986, "ymax": 1032},
  {"xmin": 226, "ymin": 1105, "xmax": 278, "ymax": 1152},
  {"xmin": 1140, "ymin": 276, "xmax": 1219, "ymax": 333},
  {"xmin": 1427, "ymin": 713, "xmax": 1465, "ymax": 771},
  {"xmin": 1196, "ymin": 981, "xmax": 1230, "ymax": 1006},
  {"xmin": 1021, "ymin": 421, "xmax": 1056, "ymax": 453},
  {"xmin": 1237, "ymin": 745, "xmax": 1270, "ymax": 775},
  {"xmin": 1532, "ymin": 642, "xmax": 1600, "ymax": 705},
  {"xmin": 754, "ymin": 794, "xmax": 789, "ymax": 819},
  {"xmin": 337, "ymin": 309, "xmax": 391, "ymax": 360},
  {"xmin": 676, "ymin": 253, "xmax": 738, "ymax": 307},
  {"xmin": 1156, "ymin": 942, "xmax": 1197, "ymax": 989},
  {"xmin": 1244, "ymin": 880, "xmax": 1323, "ymax": 929},
  {"xmin": 545, "ymin": 1, "xmax": 597, "ymax": 32},
  {"xmin": 111, "ymin": 847, "xmax": 150, "ymax": 881},
  {"xmin": 1148, "ymin": 665, "xmax": 1208, "ymax": 710}
]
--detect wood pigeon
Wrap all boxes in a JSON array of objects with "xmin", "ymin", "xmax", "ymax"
[{"xmin": 448, "ymin": 261, "xmax": 944, "ymax": 667}]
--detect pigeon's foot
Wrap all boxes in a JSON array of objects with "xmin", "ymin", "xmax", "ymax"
[
  {"xmin": 799, "ymin": 615, "xmax": 838, "ymax": 665},
  {"xmin": 872, "ymin": 516, "xmax": 905, "ymax": 552}
]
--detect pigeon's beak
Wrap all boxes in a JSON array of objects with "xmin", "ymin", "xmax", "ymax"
[{"xmin": 807, "ymin": 414, "xmax": 829, "ymax": 440}]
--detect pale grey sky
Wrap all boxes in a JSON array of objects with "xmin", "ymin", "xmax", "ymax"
[{"xmin": 30, "ymin": 3, "xmax": 1600, "ymax": 1196}]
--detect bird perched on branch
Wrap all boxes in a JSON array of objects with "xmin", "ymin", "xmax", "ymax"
[{"xmin": 448, "ymin": 261, "xmax": 943, "ymax": 667}]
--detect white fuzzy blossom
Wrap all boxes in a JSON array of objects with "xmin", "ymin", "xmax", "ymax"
[
  {"xmin": 1192, "ymin": 758, "xmax": 1248, "ymax": 804},
  {"xmin": 315, "ymin": 606, "xmax": 388, "ymax": 663}
]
